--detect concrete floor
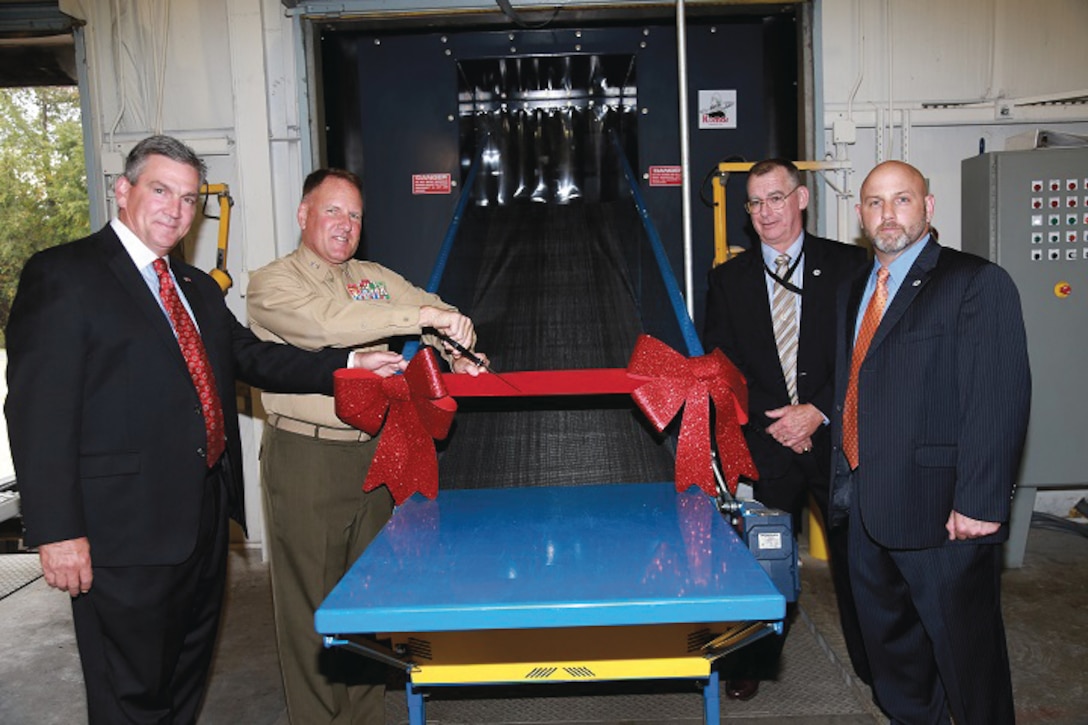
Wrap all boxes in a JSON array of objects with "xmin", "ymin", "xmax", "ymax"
[{"xmin": 0, "ymin": 523, "xmax": 1085, "ymax": 725}]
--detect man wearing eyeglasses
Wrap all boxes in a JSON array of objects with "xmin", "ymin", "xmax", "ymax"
[{"xmin": 703, "ymin": 158, "xmax": 869, "ymax": 699}]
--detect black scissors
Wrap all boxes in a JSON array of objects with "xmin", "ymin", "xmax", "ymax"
[{"xmin": 429, "ymin": 330, "xmax": 521, "ymax": 392}]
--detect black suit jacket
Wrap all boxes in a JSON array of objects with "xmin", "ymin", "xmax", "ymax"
[
  {"xmin": 5, "ymin": 225, "xmax": 346, "ymax": 566},
  {"xmin": 704, "ymin": 233, "xmax": 868, "ymax": 481},
  {"xmin": 829, "ymin": 239, "xmax": 1031, "ymax": 548}
]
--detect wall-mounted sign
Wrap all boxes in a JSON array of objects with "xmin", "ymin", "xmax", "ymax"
[
  {"xmin": 648, "ymin": 165, "xmax": 683, "ymax": 187},
  {"xmin": 698, "ymin": 90, "xmax": 737, "ymax": 129},
  {"xmin": 412, "ymin": 173, "xmax": 452, "ymax": 195}
]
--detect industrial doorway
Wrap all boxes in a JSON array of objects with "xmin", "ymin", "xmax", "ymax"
[
  {"xmin": 316, "ymin": 8, "xmax": 804, "ymax": 315},
  {"xmin": 309, "ymin": 8, "xmax": 805, "ymax": 490},
  {"xmin": 0, "ymin": 6, "xmax": 87, "ymax": 539}
]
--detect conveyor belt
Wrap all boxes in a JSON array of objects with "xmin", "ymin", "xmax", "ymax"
[{"xmin": 436, "ymin": 201, "xmax": 676, "ymax": 489}]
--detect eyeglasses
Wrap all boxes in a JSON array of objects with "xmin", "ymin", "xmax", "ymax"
[{"xmin": 745, "ymin": 185, "xmax": 800, "ymax": 215}]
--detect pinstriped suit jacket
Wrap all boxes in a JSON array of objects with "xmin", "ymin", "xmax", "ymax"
[{"xmin": 829, "ymin": 238, "xmax": 1031, "ymax": 549}]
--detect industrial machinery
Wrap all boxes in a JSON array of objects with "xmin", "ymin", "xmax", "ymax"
[
  {"xmin": 962, "ymin": 145, "xmax": 1088, "ymax": 567},
  {"xmin": 315, "ymin": 123, "xmax": 799, "ymax": 721},
  {"xmin": 198, "ymin": 183, "xmax": 234, "ymax": 294},
  {"xmin": 733, "ymin": 500, "xmax": 800, "ymax": 603},
  {"xmin": 309, "ymin": 8, "xmax": 807, "ymax": 718},
  {"xmin": 318, "ymin": 483, "xmax": 790, "ymax": 725},
  {"xmin": 318, "ymin": 9, "xmax": 804, "ymax": 332}
]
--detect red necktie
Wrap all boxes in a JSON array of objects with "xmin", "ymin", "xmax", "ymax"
[
  {"xmin": 842, "ymin": 266, "xmax": 889, "ymax": 470},
  {"xmin": 153, "ymin": 258, "xmax": 226, "ymax": 468}
]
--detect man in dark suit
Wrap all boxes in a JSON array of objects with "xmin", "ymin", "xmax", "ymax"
[
  {"xmin": 830, "ymin": 160, "xmax": 1030, "ymax": 724},
  {"xmin": 704, "ymin": 158, "xmax": 870, "ymax": 698},
  {"xmin": 4, "ymin": 135, "xmax": 403, "ymax": 724}
]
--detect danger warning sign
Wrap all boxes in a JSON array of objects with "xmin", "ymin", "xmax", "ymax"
[
  {"xmin": 648, "ymin": 165, "xmax": 683, "ymax": 187},
  {"xmin": 412, "ymin": 173, "xmax": 452, "ymax": 195}
]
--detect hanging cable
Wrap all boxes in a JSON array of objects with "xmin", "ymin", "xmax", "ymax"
[{"xmin": 698, "ymin": 155, "xmax": 746, "ymax": 208}]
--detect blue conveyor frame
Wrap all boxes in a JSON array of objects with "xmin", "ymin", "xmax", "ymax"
[
  {"xmin": 319, "ymin": 144, "xmax": 789, "ymax": 724},
  {"xmin": 317, "ymin": 483, "xmax": 786, "ymax": 724}
]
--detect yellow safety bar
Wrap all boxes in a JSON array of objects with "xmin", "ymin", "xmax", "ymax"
[
  {"xmin": 199, "ymin": 183, "xmax": 234, "ymax": 294},
  {"xmin": 711, "ymin": 160, "xmax": 851, "ymax": 268}
]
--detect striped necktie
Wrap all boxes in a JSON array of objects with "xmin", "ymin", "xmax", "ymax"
[
  {"xmin": 842, "ymin": 266, "xmax": 890, "ymax": 470},
  {"xmin": 771, "ymin": 253, "xmax": 799, "ymax": 405}
]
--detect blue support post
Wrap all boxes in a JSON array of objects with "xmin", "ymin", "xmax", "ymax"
[
  {"xmin": 611, "ymin": 133, "xmax": 704, "ymax": 357},
  {"xmin": 406, "ymin": 680, "xmax": 426, "ymax": 725},
  {"xmin": 703, "ymin": 667, "xmax": 720, "ymax": 724},
  {"xmin": 403, "ymin": 149, "xmax": 482, "ymax": 362}
]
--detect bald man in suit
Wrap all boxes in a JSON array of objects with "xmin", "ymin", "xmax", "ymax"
[{"xmin": 829, "ymin": 160, "xmax": 1030, "ymax": 724}]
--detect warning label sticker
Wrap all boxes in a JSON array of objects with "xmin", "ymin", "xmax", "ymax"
[
  {"xmin": 412, "ymin": 173, "xmax": 452, "ymax": 195},
  {"xmin": 648, "ymin": 165, "xmax": 683, "ymax": 187}
]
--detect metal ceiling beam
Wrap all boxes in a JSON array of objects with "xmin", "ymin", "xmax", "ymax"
[
  {"xmin": 282, "ymin": 0, "xmax": 803, "ymax": 20},
  {"xmin": 0, "ymin": 1, "xmax": 79, "ymax": 38}
]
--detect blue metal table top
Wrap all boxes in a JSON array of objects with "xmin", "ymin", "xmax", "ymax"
[{"xmin": 315, "ymin": 482, "xmax": 785, "ymax": 635}]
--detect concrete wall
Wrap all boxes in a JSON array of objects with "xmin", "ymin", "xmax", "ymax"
[
  {"xmin": 818, "ymin": 0, "xmax": 1088, "ymax": 244},
  {"xmin": 817, "ymin": 0, "xmax": 1088, "ymax": 516},
  {"xmin": 60, "ymin": 0, "xmax": 305, "ymax": 548}
]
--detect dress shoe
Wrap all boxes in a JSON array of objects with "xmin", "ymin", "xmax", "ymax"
[{"xmin": 725, "ymin": 678, "xmax": 759, "ymax": 701}]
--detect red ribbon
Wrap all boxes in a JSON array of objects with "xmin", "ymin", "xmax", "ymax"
[
  {"xmin": 334, "ymin": 347, "xmax": 456, "ymax": 504},
  {"xmin": 627, "ymin": 335, "xmax": 757, "ymax": 497},
  {"xmin": 334, "ymin": 335, "xmax": 755, "ymax": 503}
]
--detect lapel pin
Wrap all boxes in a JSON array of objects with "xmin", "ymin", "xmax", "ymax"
[
  {"xmin": 812, "ymin": 269, "xmax": 822, "ymax": 276},
  {"xmin": 912, "ymin": 279, "xmax": 921, "ymax": 287}
]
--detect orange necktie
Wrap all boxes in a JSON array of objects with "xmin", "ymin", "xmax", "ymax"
[
  {"xmin": 842, "ymin": 266, "xmax": 889, "ymax": 470},
  {"xmin": 154, "ymin": 258, "xmax": 226, "ymax": 468}
]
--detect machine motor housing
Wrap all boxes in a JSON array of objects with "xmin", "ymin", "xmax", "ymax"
[{"xmin": 737, "ymin": 501, "xmax": 800, "ymax": 602}]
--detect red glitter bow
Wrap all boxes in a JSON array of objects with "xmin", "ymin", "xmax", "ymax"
[
  {"xmin": 334, "ymin": 348, "xmax": 457, "ymax": 504},
  {"xmin": 335, "ymin": 335, "xmax": 756, "ymax": 504},
  {"xmin": 627, "ymin": 335, "xmax": 757, "ymax": 496}
]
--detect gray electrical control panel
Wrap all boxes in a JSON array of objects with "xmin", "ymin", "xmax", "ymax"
[{"xmin": 961, "ymin": 146, "xmax": 1088, "ymax": 565}]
